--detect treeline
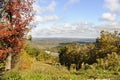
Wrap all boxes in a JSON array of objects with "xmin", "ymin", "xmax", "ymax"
[{"xmin": 59, "ymin": 31, "xmax": 120, "ymax": 71}]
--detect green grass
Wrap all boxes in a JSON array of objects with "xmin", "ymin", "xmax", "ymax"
[
  {"xmin": 1, "ymin": 62, "xmax": 78, "ymax": 80},
  {"xmin": 1, "ymin": 61, "xmax": 120, "ymax": 80},
  {"xmin": 1, "ymin": 51, "xmax": 120, "ymax": 80}
]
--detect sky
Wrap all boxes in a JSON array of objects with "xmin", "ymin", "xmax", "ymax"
[{"xmin": 30, "ymin": 0, "xmax": 120, "ymax": 38}]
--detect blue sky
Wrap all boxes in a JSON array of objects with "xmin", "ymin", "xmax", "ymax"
[{"xmin": 30, "ymin": 0, "xmax": 120, "ymax": 38}]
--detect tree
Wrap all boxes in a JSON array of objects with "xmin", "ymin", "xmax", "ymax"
[
  {"xmin": 59, "ymin": 31, "xmax": 120, "ymax": 71},
  {"xmin": 59, "ymin": 43, "xmax": 89, "ymax": 70},
  {"xmin": 95, "ymin": 31, "xmax": 120, "ymax": 58},
  {"xmin": 0, "ymin": 0, "xmax": 34, "ymax": 70}
]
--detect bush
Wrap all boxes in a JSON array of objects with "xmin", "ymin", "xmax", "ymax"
[
  {"xmin": 24, "ymin": 45, "xmax": 40, "ymax": 59},
  {"xmin": 96, "ymin": 52, "xmax": 120, "ymax": 71}
]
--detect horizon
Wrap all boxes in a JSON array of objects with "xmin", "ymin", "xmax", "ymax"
[{"xmin": 32, "ymin": 37, "xmax": 96, "ymax": 39}]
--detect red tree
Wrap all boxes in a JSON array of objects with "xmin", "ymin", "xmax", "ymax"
[{"xmin": 0, "ymin": 0, "xmax": 34, "ymax": 70}]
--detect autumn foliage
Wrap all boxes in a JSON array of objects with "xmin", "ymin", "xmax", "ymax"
[{"xmin": 0, "ymin": 0, "xmax": 34, "ymax": 59}]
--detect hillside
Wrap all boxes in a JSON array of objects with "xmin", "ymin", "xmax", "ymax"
[{"xmin": 1, "ymin": 52, "xmax": 119, "ymax": 80}]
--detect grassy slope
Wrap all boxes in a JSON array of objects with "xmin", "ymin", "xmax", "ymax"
[
  {"xmin": 2, "ymin": 61, "xmax": 120, "ymax": 80},
  {"xmin": 1, "ymin": 50, "xmax": 120, "ymax": 80}
]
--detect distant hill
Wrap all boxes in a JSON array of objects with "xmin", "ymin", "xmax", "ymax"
[
  {"xmin": 28, "ymin": 38, "xmax": 96, "ymax": 50},
  {"xmin": 33, "ymin": 38, "xmax": 96, "ymax": 42}
]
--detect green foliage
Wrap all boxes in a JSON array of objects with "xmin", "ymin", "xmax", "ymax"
[
  {"xmin": 23, "ymin": 44, "xmax": 58, "ymax": 63},
  {"xmin": 1, "ymin": 71, "xmax": 22, "ymax": 80},
  {"xmin": 97, "ymin": 52, "xmax": 120, "ymax": 71},
  {"xmin": 59, "ymin": 43, "xmax": 95, "ymax": 70},
  {"xmin": 95, "ymin": 31, "xmax": 120, "ymax": 58},
  {"xmin": 59, "ymin": 31, "xmax": 120, "ymax": 71},
  {"xmin": 24, "ymin": 45, "xmax": 40, "ymax": 58},
  {"xmin": 39, "ymin": 51, "xmax": 51, "ymax": 61},
  {"xmin": 59, "ymin": 43, "xmax": 81, "ymax": 70},
  {"xmin": 0, "ymin": 62, "xmax": 5, "ymax": 70}
]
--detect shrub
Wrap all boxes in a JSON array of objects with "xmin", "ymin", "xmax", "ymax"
[
  {"xmin": 24, "ymin": 45, "xmax": 40, "ymax": 60},
  {"xmin": 97, "ymin": 52, "xmax": 120, "ymax": 71}
]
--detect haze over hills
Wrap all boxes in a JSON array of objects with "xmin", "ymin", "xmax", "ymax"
[
  {"xmin": 28, "ymin": 38, "xmax": 96, "ymax": 50},
  {"xmin": 33, "ymin": 37, "xmax": 96, "ymax": 42}
]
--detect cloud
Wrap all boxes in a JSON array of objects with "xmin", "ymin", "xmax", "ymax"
[
  {"xmin": 101, "ymin": 0, "xmax": 120, "ymax": 22},
  {"xmin": 46, "ymin": 1, "xmax": 56, "ymax": 12},
  {"xmin": 104, "ymin": 0, "xmax": 120, "ymax": 12},
  {"xmin": 31, "ymin": 20, "xmax": 120, "ymax": 38},
  {"xmin": 33, "ymin": 4, "xmax": 44, "ymax": 14},
  {"xmin": 95, "ymin": 22, "xmax": 120, "ymax": 32},
  {"xmin": 100, "ymin": 13, "xmax": 116, "ymax": 21},
  {"xmin": 63, "ymin": 23, "xmax": 72, "ymax": 28},
  {"xmin": 33, "ymin": 1, "xmax": 56, "ymax": 14},
  {"xmin": 30, "ymin": 21, "xmax": 97, "ymax": 38},
  {"xmin": 64, "ymin": 0, "xmax": 80, "ymax": 9},
  {"xmin": 44, "ymin": 15, "xmax": 59, "ymax": 21},
  {"xmin": 32, "ymin": 1, "xmax": 59, "ymax": 25},
  {"xmin": 33, "ymin": 15, "xmax": 60, "ymax": 23}
]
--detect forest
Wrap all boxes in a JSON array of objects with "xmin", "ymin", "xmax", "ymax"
[{"xmin": 0, "ymin": 0, "xmax": 120, "ymax": 80}]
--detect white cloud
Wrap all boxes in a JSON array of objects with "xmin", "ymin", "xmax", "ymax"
[
  {"xmin": 63, "ymin": 23, "xmax": 72, "ymax": 28},
  {"xmin": 101, "ymin": 13, "xmax": 116, "ymax": 21},
  {"xmin": 33, "ymin": 4, "xmax": 44, "ymax": 14},
  {"xmin": 32, "ymin": 1, "xmax": 59, "ymax": 25},
  {"xmin": 44, "ymin": 15, "xmax": 59, "ymax": 21},
  {"xmin": 31, "ymin": 20, "xmax": 120, "ymax": 38},
  {"xmin": 34, "ymin": 16, "xmax": 43, "ymax": 23},
  {"xmin": 30, "ymin": 21, "xmax": 97, "ymax": 38},
  {"xmin": 104, "ymin": 0, "xmax": 120, "ymax": 12},
  {"xmin": 33, "ymin": 15, "xmax": 59, "ymax": 23},
  {"xmin": 101, "ymin": 0, "xmax": 120, "ymax": 22},
  {"xmin": 33, "ymin": 1, "xmax": 56, "ymax": 14},
  {"xmin": 46, "ymin": 1, "xmax": 56, "ymax": 12},
  {"xmin": 64, "ymin": 0, "xmax": 80, "ymax": 9},
  {"xmin": 95, "ymin": 22, "xmax": 120, "ymax": 32}
]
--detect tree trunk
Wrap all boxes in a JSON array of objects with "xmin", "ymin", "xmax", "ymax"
[
  {"xmin": 76, "ymin": 63, "xmax": 81, "ymax": 70},
  {"xmin": 5, "ymin": 53, "xmax": 12, "ymax": 71}
]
